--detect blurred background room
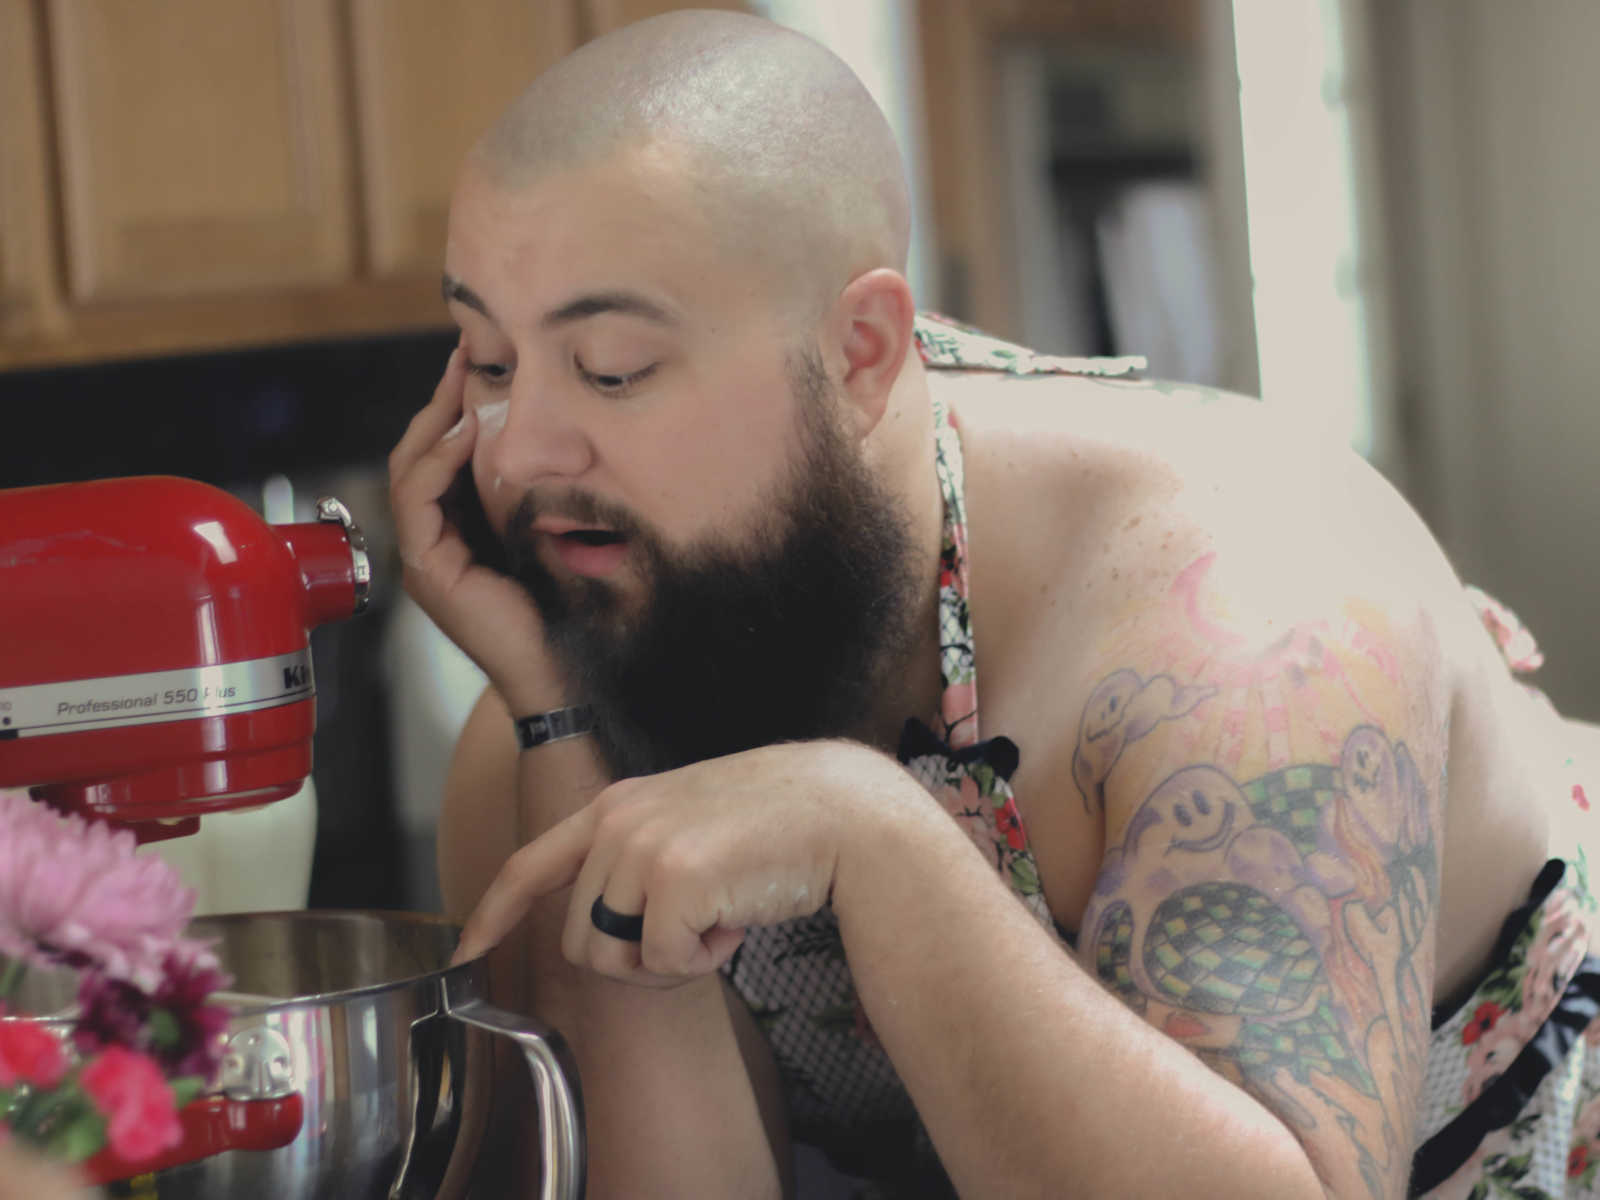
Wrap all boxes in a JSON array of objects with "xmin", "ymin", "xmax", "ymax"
[{"xmin": 2, "ymin": 0, "xmax": 1596, "ymax": 913}]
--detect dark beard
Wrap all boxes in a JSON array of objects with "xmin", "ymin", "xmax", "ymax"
[{"xmin": 501, "ymin": 353, "xmax": 921, "ymax": 779}]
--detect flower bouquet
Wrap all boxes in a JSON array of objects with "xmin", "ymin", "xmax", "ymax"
[{"xmin": 0, "ymin": 789, "xmax": 231, "ymax": 1182}]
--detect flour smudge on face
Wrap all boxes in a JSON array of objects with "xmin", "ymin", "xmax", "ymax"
[{"xmin": 476, "ymin": 398, "xmax": 510, "ymax": 438}]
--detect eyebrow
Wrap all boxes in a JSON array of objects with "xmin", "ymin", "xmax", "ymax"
[
  {"xmin": 441, "ymin": 274, "xmax": 677, "ymax": 331},
  {"xmin": 540, "ymin": 291, "xmax": 678, "ymax": 329},
  {"xmin": 441, "ymin": 274, "xmax": 492, "ymax": 320}
]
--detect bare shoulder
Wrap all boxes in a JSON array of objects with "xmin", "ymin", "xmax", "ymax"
[
  {"xmin": 947, "ymin": 371, "xmax": 1472, "ymax": 715},
  {"xmin": 941, "ymin": 371, "xmax": 1517, "ymax": 923}
]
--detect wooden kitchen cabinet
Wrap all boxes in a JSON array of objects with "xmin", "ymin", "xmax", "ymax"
[
  {"xmin": 0, "ymin": 0, "xmax": 585, "ymax": 371},
  {"xmin": 918, "ymin": 0, "xmax": 1197, "ymax": 338},
  {"xmin": 350, "ymin": 0, "xmax": 578, "ymax": 280},
  {"xmin": 47, "ymin": 0, "xmax": 356, "ymax": 303},
  {"xmin": 0, "ymin": 0, "xmax": 65, "ymax": 344}
]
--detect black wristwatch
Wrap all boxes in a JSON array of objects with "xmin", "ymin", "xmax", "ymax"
[{"xmin": 514, "ymin": 704, "xmax": 596, "ymax": 750}]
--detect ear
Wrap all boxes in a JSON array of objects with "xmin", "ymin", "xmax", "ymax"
[{"xmin": 829, "ymin": 268, "xmax": 916, "ymax": 439}]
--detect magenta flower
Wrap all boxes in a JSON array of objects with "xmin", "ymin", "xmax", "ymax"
[
  {"xmin": 73, "ymin": 976, "xmax": 149, "ymax": 1059},
  {"xmin": 76, "ymin": 948, "xmax": 231, "ymax": 1082},
  {"xmin": 0, "ymin": 790, "xmax": 197, "ymax": 990},
  {"xmin": 149, "ymin": 948, "xmax": 231, "ymax": 1081}
]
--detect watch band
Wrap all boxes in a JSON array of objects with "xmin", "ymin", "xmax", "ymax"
[{"xmin": 514, "ymin": 704, "xmax": 595, "ymax": 750}]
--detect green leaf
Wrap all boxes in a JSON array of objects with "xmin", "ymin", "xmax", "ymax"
[
  {"xmin": 1508, "ymin": 1113, "xmax": 1540, "ymax": 1139},
  {"xmin": 1009, "ymin": 856, "xmax": 1041, "ymax": 895},
  {"xmin": 0, "ymin": 956, "xmax": 26, "ymax": 999},
  {"xmin": 170, "ymin": 1076, "xmax": 206, "ymax": 1109},
  {"xmin": 1500, "ymin": 1152, "xmax": 1532, "ymax": 1174},
  {"xmin": 148, "ymin": 1007, "xmax": 181, "ymax": 1049},
  {"xmin": 44, "ymin": 1108, "xmax": 106, "ymax": 1164}
]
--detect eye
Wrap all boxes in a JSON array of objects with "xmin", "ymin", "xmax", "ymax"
[
  {"xmin": 575, "ymin": 355, "xmax": 657, "ymax": 397},
  {"xmin": 465, "ymin": 360, "xmax": 511, "ymax": 388}
]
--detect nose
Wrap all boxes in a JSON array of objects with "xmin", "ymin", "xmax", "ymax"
[{"xmin": 482, "ymin": 371, "xmax": 595, "ymax": 487}]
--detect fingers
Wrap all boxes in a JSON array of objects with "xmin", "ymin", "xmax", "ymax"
[
  {"xmin": 451, "ymin": 803, "xmax": 596, "ymax": 965},
  {"xmin": 563, "ymin": 792, "xmax": 648, "ymax": 973},
  {"xmin": 456, "ymin": 780, "xmax": 754, "ymax": 988},
  {"xmin": 391, "ymin": 353, "xmax": 481, "ymax": 579},
  {"xmin": 388, "ymin": 345, "xmax": 468, "ymax": 484},
  {"xmin": 561, "ymin": 788, "xmax": 732, "ymax": 987}
]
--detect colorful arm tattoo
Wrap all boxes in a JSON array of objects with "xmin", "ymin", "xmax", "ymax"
[{"xmin": 1078, "ymin": 556, "xmax": 1441, "ymax": 1200}]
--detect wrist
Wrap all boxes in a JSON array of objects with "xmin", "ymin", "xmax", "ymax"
[
  {"xmin": 492, "ymin": 662, "xmax": 573, "ymax": 720},
  {"xmin": 514, "ymin": 704, "xmax": 594, "ymax": 750},
  {"xmin": 824, "ymin": 744, "xmax": 965, "ymax": 919}
]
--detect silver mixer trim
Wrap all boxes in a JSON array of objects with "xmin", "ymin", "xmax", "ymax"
[
  {"xmin": 316, "ymin": 495, "xmax": 371, "ymax": 615},
  {"xmin": 0, "ymin": 650, "xmax": 314, "ymax": 738}
]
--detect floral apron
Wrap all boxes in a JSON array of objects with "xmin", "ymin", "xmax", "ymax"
[
  {"xmin": 1412, "ymin": 593, "xmax": 1600, "ymax": 1199},
  {"xmin": 719, "ymin": 315, "xmax": 1140, "ymax": 1193}
]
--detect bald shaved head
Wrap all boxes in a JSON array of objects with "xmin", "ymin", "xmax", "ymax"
[{"xmin": 471, "ymin": 9, "xmax": 911, "ymax": 317}]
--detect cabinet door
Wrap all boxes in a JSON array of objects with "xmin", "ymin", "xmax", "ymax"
[
  {"xmin": 0, "ymin": 0, "xmax": 64, "ymax": 340},
  {"xmin": 350, "ymin": 0, "xmax": 578, "ymax": 280},
  {"xmin": 581, "ymin": 0, "xmax": 748, "ymax": 38},
  {"xmin": 46, "ymin": 0, "xmax": 354, "ymax": 302}
]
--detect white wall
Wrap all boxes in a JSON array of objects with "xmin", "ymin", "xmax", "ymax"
[{"xmin": 1373, "ymin": 0, "xmax": 1600, "ymax": 718}]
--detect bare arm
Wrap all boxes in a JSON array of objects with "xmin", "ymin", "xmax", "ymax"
[
  {"xmin": 440, "ymin": 685, "xmax": 790, "ymax": 1199},
  {"xmin": 394, "ymin": 349, "xmax": 788, "ymax": 1198},
  {"xmin": 837, "ymin": 560, "xmax": 1442, "ymax": 1198}
]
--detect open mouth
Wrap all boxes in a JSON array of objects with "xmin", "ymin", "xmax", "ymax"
[
  {"xmin": 543, "ymin": 526, "xmax": 630, "ymax": 577},
  {"xmin": 559, "ymin": 529, "xmax": 626, "ymax": 547}
]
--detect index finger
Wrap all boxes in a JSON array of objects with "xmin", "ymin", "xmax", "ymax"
[
  {"xmin": 388, "ymin": 345, "xmax": 469, "ymax": 484},
  {"xmin": 451, "ymin": 803, "xmax": 598, "ymax": 964}
]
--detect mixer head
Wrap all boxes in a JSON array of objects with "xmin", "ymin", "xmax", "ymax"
[{"xmin": 0, "ymin": 476, "xmax": 370, "ymax": 841}]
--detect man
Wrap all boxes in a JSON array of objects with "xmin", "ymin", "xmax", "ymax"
[{"xmin": 389, "ymin": 11, "xmax": 1597, "ymax": 1198}]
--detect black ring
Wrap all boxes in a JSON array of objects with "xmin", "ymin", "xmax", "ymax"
[{"xmin": 589, "ymin": 895, "xmax": 645, "ymax": 942}]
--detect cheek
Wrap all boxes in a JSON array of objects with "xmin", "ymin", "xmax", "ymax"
[
  {"xmin": 465, "ymin": 394, "xmax": 512, "ymax": 498},
  {"xmin": 474, "ymin": 395, "xmax": 510, "ymax": 440},
  {"xmin": 469, "ymin": 435, "xmax": 508, "ymax": 514}
]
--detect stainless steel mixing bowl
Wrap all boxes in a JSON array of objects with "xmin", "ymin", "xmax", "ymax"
[{"xmin": 11, "ymin": 909, "xmax": 584, "ymax": 1199}]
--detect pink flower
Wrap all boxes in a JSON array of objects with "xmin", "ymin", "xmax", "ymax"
[
  {"xmin": 0, "ymin": 790, "xmax": 197, "ymax": 990},
  {"xmin": 0, "ymin": 1015, "xmax": 68, "ymax": 1089},
  {"xmin": 79, "ymin": 1046, "xmax": 183, "ymax": 1163}
]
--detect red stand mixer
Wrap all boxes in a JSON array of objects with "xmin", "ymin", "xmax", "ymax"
[
  {"xmin": 0, "ymin": 474, "xmax": 369, "ymax": 840},
  {"xmin": 0, "ymin": 475, "xmax": 586, "ymax": 1198}
]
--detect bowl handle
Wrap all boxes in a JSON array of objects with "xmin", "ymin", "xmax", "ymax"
[
  {"xmin": 82, "ymin": 1092, "xmax": 304, "ymax": 1184},
  {"xmin": 442, "ymin": 976, "xmax": 586, "ymax": 1200}
]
